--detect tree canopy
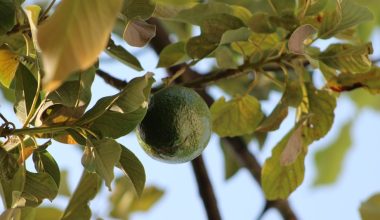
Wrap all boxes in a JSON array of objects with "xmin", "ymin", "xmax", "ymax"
[{"xmin": 1, "ymin": 0, "xmax": 380, "ymax": 219}]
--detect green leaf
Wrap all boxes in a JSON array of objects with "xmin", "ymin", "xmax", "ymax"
[
  {"xmin": 185, "ymin": 13, "xmax": 244, "ymax": 59},
  {"xmin": 299, "ymin": 0, "xmax": 328, "ymax": 16},
  {"xmin": 247, "ymin": 13, "xmax": 276, "ymax": 33},
  {"xmin": 61, "ymin": 171, "xmax": 101, "ymax": 220},
  {"xmin": 37, "ymin": 0, "xmax": 123, "ymax": 91},
  {"xmin": 118, "ymin": 145, "xmax": 146, "ymax": 197},
  {"xmin": 185, "ymin": 36, "xmax": 218, "ymax": 59},
  {"xmin": 300, "ymin": 84, "xmax": 337, "ymax": 144},
  {"xmin": 124, "ymin": 19, "xmax": 156, "ymax": 47},
  {"xmin": 268, "ymin": 0, "xmax": 296, "ymax": 15},
  {"xmin": 22, "ymin": 172, "xmax": 58, "ymax": 206},
  {"xmin": 79, "ymin": 73, "xmax": 154, "ymax": 139},
  {"xmin": 211, "ymin": 95, "xmax": 264, "ymax": 137},
  {"xmin": 262, "ymin": 125, "xmax": 307, "ymax": 200},
  {"xmin": 219, "ymin": 27, "xmax": 251, "ymax": 45},
  {"xmin": 58, "ymin": 170, "xmax": 71, "ymax": 197},
  {"xmin": 129, "ymin": 186, "xmax": 164, "ymax": 212},
  {"xmin": 315, "ymin": 43, "xmax": 373, "ymax": 74},
  {"xmin": 14, "ymin": 63, "xmax": 38, "ymax": 124},
  {"xmin": 0, "ymin": 47, "xmax": 19, "ymax": 88},
  {"xmin": 257, "ymin": 70, "xmax": 303, "ymax": 132},
  {"xmin": 110, "ymin": 178, "xmax": 164, "ymax": 219},
  {"xmin": 0, "ymin": 147, "xmax": 19, "ymax": 181},
  {"xmin": 220, "ymin": 138, "xmax": 241, "ymax": 179},
  {"xmin": 215, "ymin": 46, "xmax": 238, "ymax": 69},
  {"xmin": 105, "ymin": 39, "xmax": 143, "ymax": 71},
  {"xmin": 360, "ymin": 193, "xmax": 380, "ymax": 220},
  {"xmin": 0, "ymin": 0, "xmax": 16, "ymax": 35},
  {"xmin": 122, "ymin": 0, "xmax": 156, "ymax": 20},
  {"xmin": 0, "ymin": 166, "xmax": 26, "ymax": 209},
  {"xmin": 81, "ymin": 138, "xmax": 121, "ymax": 190},
  {"xmin": 318, "ymin": 0, "xmax": 374, "ymax": 39},
  {"xmin": 35, "ymin": 207, "xmax": 63, "ymax": 220},
  {"xmin": 157, "ymin": 41, "xmax": 189, "ymax": 67},
  {"xmin": 175, "ymin": 2, "xmax": 251, "ymax": 25},
  {"xmin": 32, "ymin": 150, "xmax": 60, "ymax": 188},
  {"xmin": 313, "ymin": 121, "xmax": 352, "ymax": 186}
]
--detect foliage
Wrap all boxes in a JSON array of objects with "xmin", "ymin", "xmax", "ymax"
[{"xmin": 0, "ymin": 0, "xmax": 380, "ymax": 219}]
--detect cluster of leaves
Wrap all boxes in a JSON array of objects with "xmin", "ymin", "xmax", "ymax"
[{"xmin": 1, "ymin": 0, "xmax": 380, "ymax": 219}]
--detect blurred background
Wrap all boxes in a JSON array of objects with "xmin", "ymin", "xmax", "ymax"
[{"xmin": 2, "ymin": 0, "xmax": 380, "ymax": 220}]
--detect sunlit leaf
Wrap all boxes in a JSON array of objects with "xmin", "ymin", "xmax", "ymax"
[
  {"xmin": 61, "ymin": 171, "xmax": 101, "ymax": 220},
  {"xmin": 313, "ymin": 121, "xmax": 352, "ymax": 185},
  {"xmin": 118, "ymin": 145, "xmax": 146, "ymax": 197},
  {"xmin": 0, "ymin": 48, "xmax": 19, "ymax": 88},
  {"xmin": 211, "ymin": 95, "xmax": 264, "ymax": 137},
  {"xmin": 318, "ymin": 0, "xmax": 374, "ymax": 39},
  {"xmin": 24, "ymin": 5, "xmax": 41, "ymax": 50},
  {"xmin": 124, "ymin": 19, "xmax": 156, "ymax": 47},
  {"xmin": 299, "ymin": 0, "xmax": 328, "ymax": 16},
  {"xmin": 37, "ymin": 0, "xmax": 123, "ymax": 91},
  {"xmin": 360, "ymin": 193, "xmax": 380, "ymax": 220}
]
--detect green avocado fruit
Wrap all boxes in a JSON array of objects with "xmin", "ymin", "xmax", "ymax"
[{"xmin": 137, "ymin": 86, "xmax": 211, "ymax": 163}]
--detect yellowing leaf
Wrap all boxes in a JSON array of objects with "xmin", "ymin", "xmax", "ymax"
[
  {"xmin": 316, "ymin": 43, "xmax": 373, "ymax": 74},
  {"xmin": 211, "ymin": 95, "xmax": 264, "ymax": 137},
  {"xmin": 124, "ymin": 19, "xmax": 156, "ymax": 47},
  {"xmin": 0, "ymin": 48, "xmax": 19, "ymax": 88},
  {"xmin": 360, "ymin": 193, "xmax": 380, "ymax": 220},
  {"xmin": 313, "ymin": 121, "xmax": 352, "ymax": 186},
  {"xmin": 262, "ymin": 126, "xmax": 307, "ymax": 200},
  {"xmin": 37, "ymin": 0, "xmax": 123, "ymax": 91}
]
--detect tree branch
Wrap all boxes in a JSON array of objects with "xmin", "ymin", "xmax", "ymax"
[{"xmin": 191, "ymin": 156, "xmax": 222, "ymax": 220}]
